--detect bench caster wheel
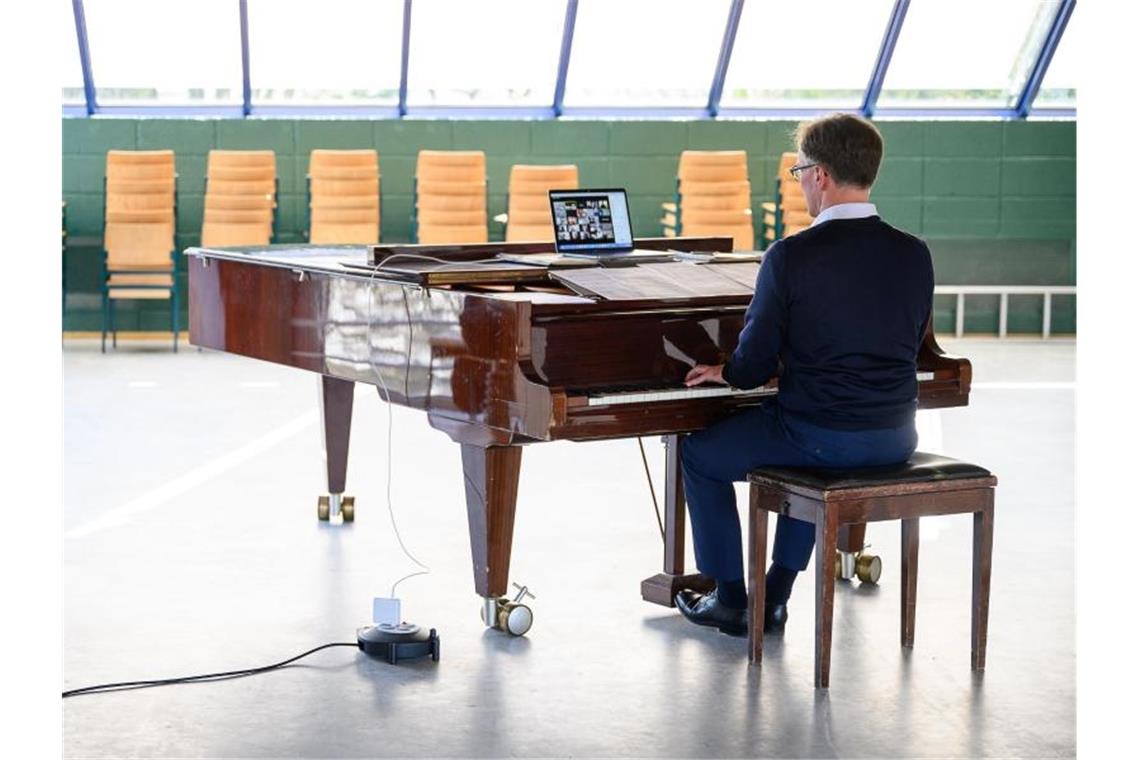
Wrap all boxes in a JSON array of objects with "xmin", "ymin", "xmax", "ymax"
[
  {"xmin": 855, "ymin": 553, "xmax": 882, "ymax": 584},
  {"xmin": 317, "ymin": 495, "xmax": 330, "ymax": 521},
  {"xmin": 341, "ymin": 496, "xmax": 355, "ymax": 523}
]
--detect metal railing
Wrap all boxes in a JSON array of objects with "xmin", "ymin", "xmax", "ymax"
[{"xmin": 935, "ymin": 285, "xmax": 1076, "ymax": 338}]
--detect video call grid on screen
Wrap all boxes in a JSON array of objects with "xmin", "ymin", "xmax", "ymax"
[{"xmin": 549, "ymin": 189, "xmax": 634, "ymax": 253}]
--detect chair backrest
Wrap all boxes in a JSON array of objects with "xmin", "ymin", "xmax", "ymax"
[
  {"xmin": 415, "ymin": 150, "xmax": 487, "ymax": 243},
  {"xmin": 103, "ymin": 151, "xmax": 176, "ymax": 264},
  {"xmin": 202, "ymin": 150, "xmax": 277, "ymax": 247},
  {"xmin": 506, "ymin": 164, "xmax": 578, "ymax": 242},
  {"xmin": 678, "ymin": 151, "xmax": 749, "ymax": 183},
  {"xmin": 104, "ymin": 221, "xmax": 174, "ymax": 269},
  {"xmin": 673, "ymin": 150, "xmax": 753, "ymax": 250},
  {"xmin": 105, "ymin": 150, "xmax": 176, "ymax": 183},
  {"xmin": 775, "ymin": 151, "xmax": 812, "ymax": 235},
  {"xmin": 308, "ymin": 149, "xmax": 381, "ymax": 244}
]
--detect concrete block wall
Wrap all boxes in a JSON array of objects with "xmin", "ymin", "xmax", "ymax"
[{"xmin": 61, "ymin": 118, "xmax": 1075, "ymax": 334}]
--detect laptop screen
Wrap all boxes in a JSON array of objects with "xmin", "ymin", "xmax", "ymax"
[{"xmin": 549, "ymin": 189, "xmax": 634, "ymax": 254}]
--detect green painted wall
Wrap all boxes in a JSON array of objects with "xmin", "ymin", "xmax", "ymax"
[{"xmin": 62, "ymin": 118, "xmax": 1075, "ymax": 334}]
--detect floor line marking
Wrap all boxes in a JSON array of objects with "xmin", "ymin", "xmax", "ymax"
[{"xmin": 65, "ymin": 410, "xmax": 318, "ymax": 540}]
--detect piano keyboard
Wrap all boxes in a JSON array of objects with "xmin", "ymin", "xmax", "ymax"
[{"xmin": 585, "ymin": 372, "xmax": 936, "ymax": 407}]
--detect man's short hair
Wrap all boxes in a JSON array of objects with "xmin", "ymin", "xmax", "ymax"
[{"xmin": 795, "ymin": 114, "xmax": 883, "ymax": 188}]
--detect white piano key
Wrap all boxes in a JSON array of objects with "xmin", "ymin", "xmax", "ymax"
[{"xmin": 586, "ymin": 371, "xmax": 938, "ymax": 407}]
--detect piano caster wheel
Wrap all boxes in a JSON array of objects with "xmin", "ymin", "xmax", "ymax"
[
  {"xmin": 855, "ymin": 553, "xmax": 882, "ymax": 584},
  {"xmin": 480, "ymin": 583, "xmax": 536, "ymax": 637},
  {"xmin": 317, "ymin": 494, "xmax": 353, "ymax": 523}
]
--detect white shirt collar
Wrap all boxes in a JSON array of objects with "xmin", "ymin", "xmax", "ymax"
[{"xmin": 810, "ymin": 202, "xmax": 878, "ymax": 227}]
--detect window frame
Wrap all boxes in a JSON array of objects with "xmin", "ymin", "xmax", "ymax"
[{"xmin": 64, "ymin": 0, "xmax": 1076, "ymax": 121}]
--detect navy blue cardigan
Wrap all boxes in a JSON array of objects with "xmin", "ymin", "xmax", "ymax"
[{"xmin": 722, "ymin": 217, "xmax": 934, "ymax": 431}]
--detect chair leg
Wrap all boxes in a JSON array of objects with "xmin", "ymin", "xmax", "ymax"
[
  {"xmin": 748, "ymin": 486, "xmax": 769, "ymax": 665},
  {"xmin": 815, "ymin": 503, "xmax": 838, "ymax": 688},
  {"xmin": 901, "ymin": 518, "xmax": 920, "ymax": 647},
  {"xmin": 971, "ymin": 496, "xmax": 994, "ymax": 670},
  {"xmin": 100, "ymin": 290, "xmax": 108, "ymax": 353},
  {"xmin": 171, "ymin": 288, "xmax": 179, "ymax": 353}
]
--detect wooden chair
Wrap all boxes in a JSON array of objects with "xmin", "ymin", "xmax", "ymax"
[
  {"xmin": 201, "ymin": 150, "xmax": 276, "ymax": 247},
  {"xmin": 760, "ymin": 153, "xmax": 814, "ymax": 248},
  {"xmin": 101, "ymin": 150, "xmax": 178, "ymax": 352},
  {"xmin": 661, "ymin": 151, "xmax": 754, "ymax": 251},
  {"xmin": 747, "ymin": 452, "xmax": 997, "ymax": 688},
  {"xmin": 493, "ymin": 164, "xmax": 579, "ymax": 242},
  {"xmin": 307, "ymin": 149, "xmax": 381, "ymax": 245},
  {"xmin": 413, "ymin": 151, "xmax": 487, "ymax": 244}
]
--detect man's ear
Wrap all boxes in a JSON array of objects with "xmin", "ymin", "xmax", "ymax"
[{"xmin": 815, "ymin": 164, "xmax": 831, "ymax": 190}]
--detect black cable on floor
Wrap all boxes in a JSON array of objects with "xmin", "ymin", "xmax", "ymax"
[
  {"xmin": 62, "ymin": 642, "xmax": 359, "ymax": 698},
  {"xmin": 638, "ymin": 437, "xmax": 665, "ymax": 542}
]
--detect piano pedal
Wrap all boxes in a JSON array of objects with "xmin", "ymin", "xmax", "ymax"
[
  {"xmin": 835, "ymin": 547, "xmax": 882, "ymax": 584},
  {"xmin": 480, "ymin": 583, "xmax": 536, "ymax": 637},
  {"xmin": 317, "ymin": 494, "xmax": 355, "ymax": 523}
]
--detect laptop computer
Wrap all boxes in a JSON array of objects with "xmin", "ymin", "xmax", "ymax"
[{"xmin": 549, "ymin": 188, "xmax": 635, "ymax": 258}]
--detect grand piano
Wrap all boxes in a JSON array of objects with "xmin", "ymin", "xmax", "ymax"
[{"xmin": 187, "ymin": 236, "xmax": 970, "ymax": 634}]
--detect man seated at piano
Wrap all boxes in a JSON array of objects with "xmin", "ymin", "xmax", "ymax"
[{"xmin": 674, "ymin": 113, "xmax": 934, "ymax": 637}]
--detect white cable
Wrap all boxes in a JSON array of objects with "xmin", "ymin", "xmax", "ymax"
[
  {"xmin": 365, "ymin": 263, "xmax": 430, "ymax": 597},
  {"xmin": 360, "ymin": 251, "xmax": 530, "ymax": 596}
]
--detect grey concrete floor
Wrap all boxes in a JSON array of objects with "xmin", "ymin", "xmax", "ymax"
[{"xmin": 62, "ymin": 337, "xmax": 1075, "ymax": 758}]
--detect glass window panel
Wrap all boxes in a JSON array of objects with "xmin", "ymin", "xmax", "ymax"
[
  {"xmin": 248, "ymin": 0, "xmax": 402, "ymax": 106},
  {"xmin": 722, "ymin": 0, "xmax": 894, "ymax": 110},
  {"xmin": 84, "ymin": 0, "xmax": 241, "ymax": 105},
  {"xmin": 407, "ymin": 0, "xmax": 563, "ymax": 106},
  {"xmin": 878, "ymin": 0, "xmax": 1061, "ymax": 109},
  {"xmin": 63, "ymin": 4, "xmax": 85, "ymax": 105},
  {"xmin": 1034, "ymin": 9, "xmax": 1075, "ymax": 108},
  {"xmin": 563, "ymin": 0, "xmax": 731, "ymax": 107}
]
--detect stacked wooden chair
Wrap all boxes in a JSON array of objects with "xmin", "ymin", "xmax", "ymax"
[
  {"xmin": 661, "ymin": 150, "xmax": 754, "ymax": 251},
  {"xmin": 760, "ymin": 152, "xmax": 815, "ymax": 247},
  {"xmin": 412, "ymin": 150, "xmax": 487, "ymax": 244},
  {"xmin": 494, "ymin": 164, "xmax": 579, "ymax": 242},
  {"xmin": 307, "ymin": 149, "xmax": 381, "ymax": 245},
  {"xmin": 201, "ymin": 150, "xmax": 276, "ymax": 247},
  {"xmin": 101, "ymin": 150, "xmax": 178, "ymax": 352}
]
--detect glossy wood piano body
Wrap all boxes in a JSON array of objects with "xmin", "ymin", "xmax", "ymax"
[{"xmin": 187, "ymin": 237, "xmax": 971, "ymax": 623}]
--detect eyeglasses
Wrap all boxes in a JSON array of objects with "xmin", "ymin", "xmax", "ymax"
[{"xmin": 788, "ymin": 162, "xmax": 818, "ymax": 180}]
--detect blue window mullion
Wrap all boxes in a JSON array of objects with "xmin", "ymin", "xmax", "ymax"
[
  {"xmin": 1015, "ymin": 0, "xmax": 1076, "ymax": 118},
  {"xmin": 398, "ymin": 0, "xmax": 412, "ymax": 117},
  {"xmin": 72, "ymin": 0, "xmax": 97, "ymax": 115},
  {"xmin": 239, "ymin": 0, "xmax": 252, "ymax": 117},
  {"xmin": 706, "ymin": 0, "xmax": 745, "ymax": 118},
  {"xmin": 552, "ymin": 0, "xmax": 579, "ymax": 117},
  {"xmin": 861, "ymin": 0, "xmax": 910, "ymax": 119}
]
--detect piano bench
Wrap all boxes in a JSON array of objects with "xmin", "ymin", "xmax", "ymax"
[{"xmin": 746, "ymin": 452, "xmax": 998, "ymax": 688}]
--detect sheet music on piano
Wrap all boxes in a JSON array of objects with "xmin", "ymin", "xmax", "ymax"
[{"xmin": 552, "ymin": 261, "xmax": 758, "ymax": 300}]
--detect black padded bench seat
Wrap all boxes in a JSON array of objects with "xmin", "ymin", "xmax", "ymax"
[
  {"xmin": 749, "ymin": 452, "xmax": 993, "ymax": 494},
  {"xmin": 746, "ymin": 451, "xmax": 998, "ymax": 688}
]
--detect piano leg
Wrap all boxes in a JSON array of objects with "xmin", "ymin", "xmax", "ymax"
[
  {"xmin": 317, "ymin": 375, "xmax": 355, "ymax": 522},
  {"xmin": 461, "ymin": 443, "xmax": 523, "ymax": 629},
  {"xmin": 640, "ymin": 434, "xmax": 715, "ymax": 607}
]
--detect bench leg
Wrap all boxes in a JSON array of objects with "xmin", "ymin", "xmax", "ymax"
[
  {"xmin": 815, "ymin": 504, "xmax": 838, "ymax": 688},
  {"xmin": 972, "ymin": 497, "xmax": 994, "ymax": 670},
  {"xmin": 748, "ymin": 486, "xmax": 769, "ymax": 665},
  {"xmin": 901, "ymin": 518, "xmax": 920, "ymax": 647}
]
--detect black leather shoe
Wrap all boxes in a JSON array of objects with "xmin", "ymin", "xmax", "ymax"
[
  {"xmin": 674, "ymin": 589, "xmax": 747, "ymax": 637},
  {"xmin": 763, "ymin": 603, "xmax": 788, "ymax": 635}
]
